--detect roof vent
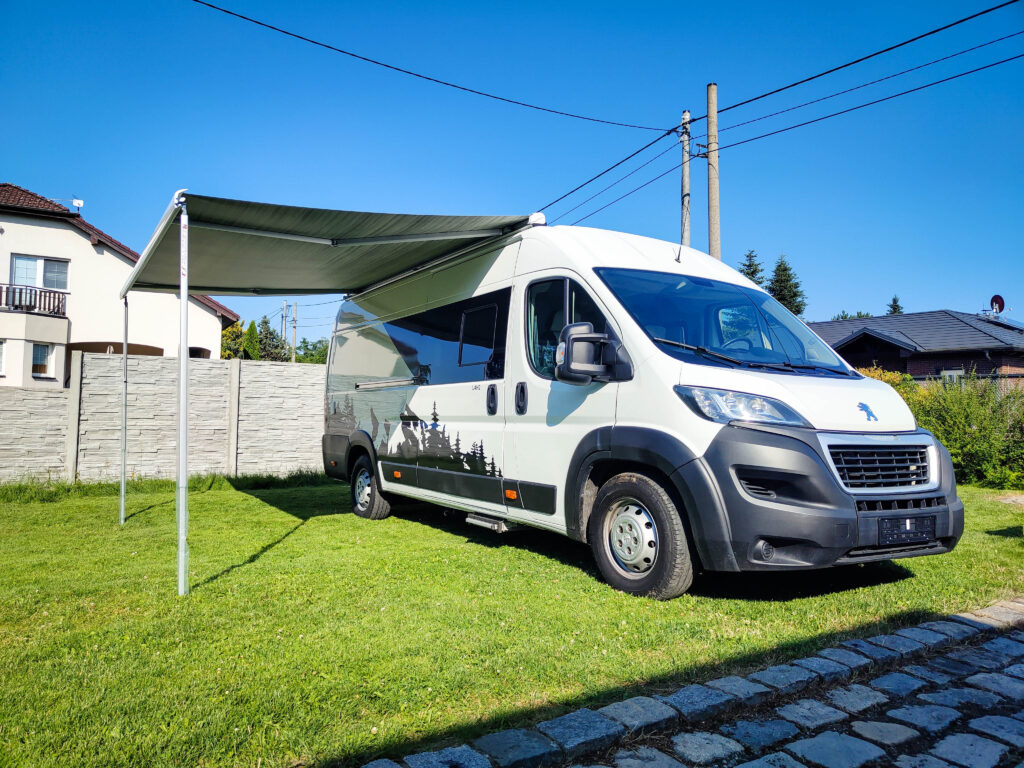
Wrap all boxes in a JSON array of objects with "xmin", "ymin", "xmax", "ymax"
[{"xmin": 528, "ymin": 212, "xmax": 546, "ymax": 227}]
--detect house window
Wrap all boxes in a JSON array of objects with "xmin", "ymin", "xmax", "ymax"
[
  {"xmin": 940, "ymin": 368, "xmax": 965, "ymax": 383},
  {"xmin": 10, "ymin": 255, "xmax": 69, "ymax": 291},
  {"xmin": 32, "ymin": 343, "xmax": 51, "ymax": 377}
]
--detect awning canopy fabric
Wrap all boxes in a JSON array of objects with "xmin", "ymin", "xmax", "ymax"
[{"xmin": 121, "ymin": 191, "xmax": 533, "ymax": 297}]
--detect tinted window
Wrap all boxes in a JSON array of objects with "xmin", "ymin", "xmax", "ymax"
[
  {"xmin": 329, "ymin": 287, "xmax": 510, "ymax": 391},
  {"xmin": 527, "ymin": 278, "xmax": 610, "ymax": 379}
]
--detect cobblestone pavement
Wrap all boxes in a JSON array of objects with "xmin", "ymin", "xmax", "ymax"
[{"xmin": 368, "ymin": 599, "xmax": 1024, "ymax": 768}]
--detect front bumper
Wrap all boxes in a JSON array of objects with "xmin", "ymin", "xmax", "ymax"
[{"xmin": 675, "ymin": 424, "xmax": 964, "ymax": 572}]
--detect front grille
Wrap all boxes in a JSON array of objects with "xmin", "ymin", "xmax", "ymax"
[
  {"xmin": 856, "ymin": 495, "xmax": 945, "ymax": 513},
  {"xmin": 829, "ymin": 445, "xmax": 930, "ymax": 489}
]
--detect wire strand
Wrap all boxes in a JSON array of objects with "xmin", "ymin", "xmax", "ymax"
[
  {"xmin": 188, "ymin": 0, "xmax": 666, "ymax": 131},
  {"xmin": 571, "ymin": 52, "xmax": 1024, "ymax": 225}
]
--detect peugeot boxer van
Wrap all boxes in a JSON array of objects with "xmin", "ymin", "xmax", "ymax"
[{"xmin": 323, "ymin": 223, "xmax": 963, "ymax": 599}]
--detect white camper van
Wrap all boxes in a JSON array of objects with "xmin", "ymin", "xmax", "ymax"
[{"xmin": 323, "ymin": 222, "xmax": 963, "ymax": 599}]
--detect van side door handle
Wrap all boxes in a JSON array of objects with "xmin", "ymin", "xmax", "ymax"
[
  {"xmin": 515, "ymin": 381, "xmax": 528, "ymax": 415},
  {"xmin": 486, "ymin": 383, "xmax": 498, "ymax": 415}
]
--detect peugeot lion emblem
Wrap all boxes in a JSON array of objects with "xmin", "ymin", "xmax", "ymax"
[{"xmin": 857, "ymin": 402, "xmax": 878, "ymax": 422}]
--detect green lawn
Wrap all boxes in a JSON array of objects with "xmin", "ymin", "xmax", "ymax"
[{"xmin": 1, "ymin": 483, "xmax": 1021, "ymax": 768}]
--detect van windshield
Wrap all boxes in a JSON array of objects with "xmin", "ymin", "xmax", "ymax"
[{"xmin": 595, "ymin": 268, "xmax": 850, "ymax": 375}]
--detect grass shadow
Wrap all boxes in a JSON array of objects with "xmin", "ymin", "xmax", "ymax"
[
  {"xmin": 123, "ymin": 499, "xmax": 173, "ymax": 522},
  {"xmin": 193, "ymin": 519, "xmax": 307, "ymax": 590},
  {"xmin": 986, "ymin": 525, "xmax": 1023, "ymax": 539},
  {"xmin": 320, "ymin": 606, "xmax": 947, "ymax": 768}
]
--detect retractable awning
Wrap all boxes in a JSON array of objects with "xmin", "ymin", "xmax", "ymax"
[
  {"xmin": 119, "ymin": 189, "xmax": 537, "ymax": 595},
  {"xmin": 121, "ymin": 190, "xmax": 536, "ymax": 297}
]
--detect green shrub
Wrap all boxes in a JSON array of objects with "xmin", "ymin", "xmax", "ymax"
[{"xmin": 859, "ymin": 368, "xmax": 1024, "ymax": 488}]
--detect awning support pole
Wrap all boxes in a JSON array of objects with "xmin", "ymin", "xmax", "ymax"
[
  {"xmin": 176, "ymin": 195, "xmax": 190, "ymax": 596},
  {"xmin": 119, "ymin": 297, "xmax": 128, "ymax": 525}
]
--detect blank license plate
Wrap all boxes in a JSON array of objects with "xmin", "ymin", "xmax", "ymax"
[{"xmin": 879, "ymin": 515, "xmax": 936, "ymax": 546}]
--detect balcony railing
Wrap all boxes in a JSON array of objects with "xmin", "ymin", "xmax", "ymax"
[{"xmin": 0, "ymin": 284, "xmax": 68, "ymax": 317}]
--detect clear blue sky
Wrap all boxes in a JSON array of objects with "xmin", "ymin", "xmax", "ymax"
[{"xmin": 3, "ymin": 0, "xmax": 1023, "ymax": 340}]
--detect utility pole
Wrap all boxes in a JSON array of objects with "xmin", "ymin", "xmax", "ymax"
[
  {"xmin": 281, "ymin": 300, "xmax": 287, "ymax": 338},
  {"xmin": 706, "ymin": 83, "xmax": 721, "ymax": 260},
  {"xmin": 680, "ymin": 109, "xmax": 691, "ymax": 247},
  {"xmin": 291, "ymin": 302, "xmax": 297, "ymax": 363}
]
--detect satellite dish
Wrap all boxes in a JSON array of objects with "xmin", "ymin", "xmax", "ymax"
[
  {"xmin": 991, "ymin": 295, "xmax": 1005, "ymax": 314},
  {"xmin": 72, "ymin": 199, "xmax": 84, "ymax": 209}
]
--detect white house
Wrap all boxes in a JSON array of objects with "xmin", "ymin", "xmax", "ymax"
[{"xmin": 0, "ymin": 183, "xmax": 239, "ymax": 388}]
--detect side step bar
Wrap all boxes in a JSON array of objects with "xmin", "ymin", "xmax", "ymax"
[{"xmin": 465, "ymin": 513, "xmax": 515, "ymax": 533}]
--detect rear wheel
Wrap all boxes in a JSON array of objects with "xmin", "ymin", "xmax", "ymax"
[
  {"xmin": 350, "ymin": 455, "xmax": 391, "ymax": 520},
  {"xmin": 587, "ymin": 472, "xmax": 693, "ymax": 599}
]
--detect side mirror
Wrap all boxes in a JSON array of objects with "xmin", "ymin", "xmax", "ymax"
[{"xmin": 555, "ymin": 322, "xmax": 610, "ymax": 385}]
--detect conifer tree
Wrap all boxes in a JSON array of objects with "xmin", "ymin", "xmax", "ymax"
[
  {"xmin": 737, "ymin": 250, "xmax": 765, "ymax": 286},
  {"xmin": 242, "ymin": 321, "xmax": 260, "ymax": 360},
  {"xmin": 767, "ymin": 255, "xmax": 807, "ymax": 316},
  {"xmin": 886, "ymin": 295, "xmax": 904, "ymax": 315}
]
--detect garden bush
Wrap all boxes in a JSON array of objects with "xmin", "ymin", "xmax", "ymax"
[{"xmin": 859, "ymin": 366, "xmax": 1024, "ymax": 488}]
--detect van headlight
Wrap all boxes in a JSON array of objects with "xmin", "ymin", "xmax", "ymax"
[{"xmin": 674, "ymin": 386, "xmax": 811, "ymax": 428}]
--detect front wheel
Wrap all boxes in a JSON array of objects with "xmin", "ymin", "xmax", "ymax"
[
  {"xmin": 587, "ymin": 472, "xmax": 694, "ymax": 599},
  {"xmin": 350, "ymin": 455, "xmax": 391, "ymax": 520}
]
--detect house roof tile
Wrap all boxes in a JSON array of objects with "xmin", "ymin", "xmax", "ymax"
[
  {"xmin": 809, "ymin": 310, "xmax": 1024, "ymax": 353},
  {"xmin": 0, "ymin": 183, "xmax": 239, "ymax": 323}
]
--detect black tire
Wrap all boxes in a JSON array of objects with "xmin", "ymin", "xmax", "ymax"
[
  {"xmin": 587, "ymin": 472, "xmax": 694, "ymax": 599},
  {"xmin": 350, "ymin": 455, "xmax": 392, "ymax": 520}
]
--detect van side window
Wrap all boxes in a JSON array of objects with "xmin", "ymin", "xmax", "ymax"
[
  {"xmin": 330, "ymin": 287, "xmax": 510, "ymax": 390},
  {"xmin": 527, "ymin": 278, "xmax": 609, "ymax": 379}
]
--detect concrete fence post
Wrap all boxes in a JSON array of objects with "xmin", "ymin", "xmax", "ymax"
[
  {"xmin": 64, "ymin": 350, "xmax": 83, "ymax": 481},
  {"xmin": 227, "ymin": 357, "xmax": 241, "ymax": 476}
]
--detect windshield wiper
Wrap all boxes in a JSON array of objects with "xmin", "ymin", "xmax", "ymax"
[
  {"xmin": 778, "ymin": 362, "xmax": 852, "ymax": 376},
  {"xmin": 651, "ymin": 337, "xmax": 745, "ymax": 367}
]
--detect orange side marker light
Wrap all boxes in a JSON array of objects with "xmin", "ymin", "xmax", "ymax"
[
  {"xmin": 393, "ymin": 470, "xmax": 402, "ymax": 479},
  {"xmin": 505, "ymin": 489, "xmax": 518, "ymax": 501}
]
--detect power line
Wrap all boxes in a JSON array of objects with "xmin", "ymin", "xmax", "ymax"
[
  {"xmin": 571, "ymin": 52, "xmax": 1024, "ymax": 226},
  {"xmin": 541, "ymin": 0, "xmax": 1022, "ymax": 211},
  {"xmin": 188, "ymin": 0, "xmax": 665, "ymax": 131}
]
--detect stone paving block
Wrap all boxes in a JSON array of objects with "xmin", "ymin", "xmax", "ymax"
[
  {"xmin": 656, "ymin": 684, "xmax": 736, "ymax": 721},
  {"xmin": 949, "ymin": 613, "xmax": 1002, "ymax": 632},
  {"xmin": 735, "ymin": 753, "xmax": 806, "ymax": 768},
  {"xmin": 364, "ymin": 760, "xmax": 403, "ymax": 768},
  {"xmin": 928, "ymin": 657, "xmax": 978, "ymax": 677},
  {"xmin": 983, "ymin": 636, "xmax": 1024, "ymax": 659},
  {"xmin": 817, "ymin": 648, "xmax": 871, "ymax": 671},
  {"xmin": 894, "ymin": 757, "xmax": 952, "ymax": 768},
  {"xmin": 918, "ymin": 620, "xmax": 979, "ymax": 642},
  {"xmin": 840, "ymin": 638, "xmax": 901, "ymax": 662},
  {"xmin": 775, "ymin": 699, "xmax": 848, "ymax": 729},
  {"xmin": 850, "ymin": 720, "xmax": 919, "ymax": 746},
  {"xmin": 720, "ymin": 720, "xmax": 799, "ymax": 751},
  {"xmin": 895, "ymin": 627, "xmax": 953, "ymax": 649},
  {"xmin": 785, "ymin": 731, "xmax": 884, "ymax": 768},
  {"xmin": 866, "ymin": 633, "xmax": 925, "ymax": 657},
  {"xmin": 975, "ymin": 605, "xmax": 1024, "ymax": 627},
  {"xmin": 705, "ymin": 676, "xmax": 773, "ymax": 706},
  {"xmin": 826, "ymin": 684, "xmax": 889, "ymax": 714},
  {"xmin": 747, "ymin": 665, "xmax": 818, "ymax": 695},
  {"xmin": 918, "ymin": 687, "xmax": 1003, "ymax": 709},
  {"xmin": 868, "ymin": 672, "xmax": 928, "ymax": 697},
  {"xmin": 670, "ymin": 732, "xmax": 744, "ymax": 765},
  {"xmin": 791, "ymin": 656, "xmax": 850, "ymax": 683},
  {"xmin": 944, "ymin": 648, "xmax": 1009, "ymax": 671},
  {"xmin": 965, "ymin": 672, "xmax": 1024, "ymax": 701},
  {"xmin": 1015, "ymin": 708, "xmax": 1024, "ymax": 722},
  {"xmin": 405, "ymin": 746, "xmax": 493, "ymax": 768},
  {"xmin": 1011, "ymin": 629, "xmax": 1024, "ymax": 643},
  {"xmin": 598, "ymin": 697, "xmax": 678, "ymax": 735},
  {"xmin": 473, "ymin": 729, "xmax": 561, "ymax": 768},
  {"xmin": 969, "ymin": 714, "xmax": 1024, "ymax": 747},
  {"xmin": 930, "ymin": 733, "xmax": 1007, "ymax": 768},
  {"xmin": 1006, "ymin": 663, "xmax": 1024, "ymax": 680},
  {"xmin": 887, "ymin": 704, "xmax": 961, "ymax": 733},
  {"xmin": 612, "ymin": 746, "xmax": 685, "ymax": 768},
  {"xmin": 904, "ymin": 664, "xmax": 953, "ymax": 685},
  {"xmin": 536, "ymin": 709, "xmax": 625, "ymax": 761}
]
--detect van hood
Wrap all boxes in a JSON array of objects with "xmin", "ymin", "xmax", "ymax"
[{"xmin": 677, "ymin": 368, "xmax": 917, "ymax": 433}]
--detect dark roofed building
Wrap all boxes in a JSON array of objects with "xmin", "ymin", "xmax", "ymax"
[{"xmin": 808, "ymin": 310, "xmax": 1024, "ymax": 386}]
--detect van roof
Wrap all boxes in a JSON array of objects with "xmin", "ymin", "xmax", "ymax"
[{"xmin": 525, "ymin": 225, "xmax": 761, "ymax": 290}]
